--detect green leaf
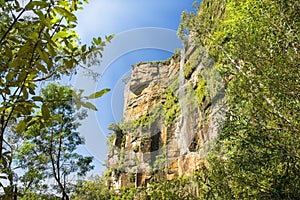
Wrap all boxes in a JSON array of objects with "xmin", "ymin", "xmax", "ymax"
[
  {"xmin": 87, "ymin": 88, "xmax": 110, "ymax": 99},
  {"xmin": 18, "ymin": 71, "xmax": 27, "ymax": 82},
  {"xmin": 25, "ymin": 1, "xmax": 34, "ymax": 10},
  {"xmin": 0, "ymin": 156, "xmax": 8, "ymax": 168},
  {"xmin": 93, "ymin": 37, "xmax": 98, "ymax": 45},
  {"xmin": 47, "ymin": 43, "xmax": 55, "ymax": 57},
  {"xmin": 37, "ymin": 47, "xmax": 50, "ymax": 65},
  {"xmin": 105, "ymin": 34, "xmax": 115, "ymax": 42},
  {"xmin": 18, "ymin": 42, "xmax": 31, "ymax": 56},
  {"xmin": 35, "ymin": 61, "xmax": 47, "ymax": 73},
  {"xmin": 41, "ymin": 104, "xmax": 51, "ymax": 119},
  {"xmin": 6, "ymin": 71, "xmax": 15, "ymax": 82},
  {"xmin": 81, "ymin": 44, "xmax": 86, "ymax": 52},
  {"xmin": 25, "ymin": 1, "xmax": 49, "ymax": 10},
  {"xmin": 30, "ymin": 32, "xmax": 39, "ymax": 40},
  {"xmin": 28, "ymin": 86, "xmax": 36, "ymax": 95},
  {"xmin": 75, "ymin": 100, "xmax": 81, "ymax": 110},
  {"xmin": 54, "ymin": 6, "xmax": 77, "ymax": 22},
  {"xmin": 16, "ymin": 119, "xmax": 26, "ymax": 134},
  {"xmin": 35, "ymin": 9, "xmax": 51, "ymax": 27},
  {"xmin": 22, "ymin": 88, "xmax": 28, "ymax": 99},
  {"xmin": 83, "ymin": 102, "xmax": 97, "ymax": 111}
]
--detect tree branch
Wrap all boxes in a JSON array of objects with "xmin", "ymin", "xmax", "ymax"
[{"xmin": 0, "ymin": 0, "xmax": 32, "ymax": 45}]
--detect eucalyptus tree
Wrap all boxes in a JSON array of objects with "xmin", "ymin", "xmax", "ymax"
[
  {"xmin": 0, "ymin": 0, "xmax": 112, "ymax": 198},
  {"xmin": 16, "ymin": 83, "xmax": 97, "ymax": 199}
]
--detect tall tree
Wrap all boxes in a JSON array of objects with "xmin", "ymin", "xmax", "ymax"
[
  {"xmin": 0, "ymin": 0, "xmax": 112, "ymax": 197},
  {"xmin": 180, "ymin": 0, "xmax": 300, "ymax": 198},
  {"xmin": 17, "ymin": 83, "xmax": 94, "ymax": 199}
]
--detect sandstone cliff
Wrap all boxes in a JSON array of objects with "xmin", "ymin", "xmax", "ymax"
[{"xmin": 106, "ymin": 42, "xmax": 225, "ymax": 189}]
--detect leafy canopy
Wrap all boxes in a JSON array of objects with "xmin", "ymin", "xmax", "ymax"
[{"xmin": 0, "ymin": 0, "xmax": 112, "ymax": 198}]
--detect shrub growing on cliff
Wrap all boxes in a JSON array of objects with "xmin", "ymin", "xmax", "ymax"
[
  {"xmin": 195, "ymin": 75, "xmax": 207, "ymax": 106},
  {"xmin": 164, "ymin": 89, "xmax": 180, "ymax": 125}
]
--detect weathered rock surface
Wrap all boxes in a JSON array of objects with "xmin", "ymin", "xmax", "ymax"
[
  {"xmin": 107, "ymin": 45, "xmax": 225, "ymax": 189},
  {"xmin": 123, "ymin": 60, "xmax": 179, "ymax": 122}
]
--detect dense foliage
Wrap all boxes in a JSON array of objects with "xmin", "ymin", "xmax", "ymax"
[
  {"xmin": 0, "ymin": 0, "xmax": 111, "ymax": 199},
  {"xmin": 181, "ymin": 0, "xmax": 300, "ymax": 199}
]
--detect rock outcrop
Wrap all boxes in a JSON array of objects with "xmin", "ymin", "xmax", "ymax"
[{"xmin": 106, "ymin": 44, "xmax": 225, "ymax": 189}]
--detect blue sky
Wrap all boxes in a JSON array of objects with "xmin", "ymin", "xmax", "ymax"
[
  {"xmin": 75, "ymin": 0, "xmax": 195, "ymax": 42},
  {"xmin": 73, "ymin": 0, "xmax": 196, "ymax": 175}
]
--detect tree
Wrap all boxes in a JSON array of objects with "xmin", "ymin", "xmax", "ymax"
[
  {"xmin": 0, "ymin": 0, "xmax": 112, "ymax": 197},
  {"xmin": 0, "ymin": 124, "xmax": 22, "ymax": 200},
  {"xmin": 16, "ymin": 83, "xmax": 94, "ymax": 199},
  {"xmin": 180, "ymin": 0, "xmax": 300, "ymax": 198},
  {"xmin": 72, "ymin": 175, "xmax": 112, "ymax": 200}
]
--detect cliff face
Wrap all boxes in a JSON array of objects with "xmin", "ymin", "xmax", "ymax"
[{"xmin": 107, "ymin": 43, "xmax": 225, "ymax": 189}]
